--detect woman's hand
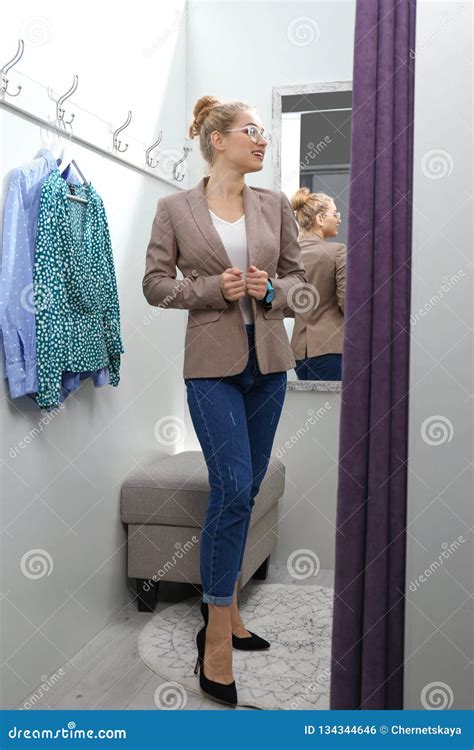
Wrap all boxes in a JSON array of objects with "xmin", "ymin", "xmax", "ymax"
[
  {"xmin": 220, "ymin": 268, "xmax": 246, "ymax": 301},
  {"xmin": 245, "ymin": 266, "xmax": 268, "ymax": 301}
]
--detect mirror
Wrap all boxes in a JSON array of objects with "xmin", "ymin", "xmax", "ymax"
[{"xmin": 272, "ymin": 83, "xmax": 352, "ymax": 391}]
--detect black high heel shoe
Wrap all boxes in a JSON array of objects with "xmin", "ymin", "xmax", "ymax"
[
  {"xmin": 200, "ymin": 601, "xmax": 271, "ymax": 650},
  {"xmin": 194, "ymin": 624, "xmax": 238, "ymax": 706}
]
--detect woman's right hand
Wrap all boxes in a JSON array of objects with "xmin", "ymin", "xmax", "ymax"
[{"xmin": 220, "ymin": 267, "xmax": 246, "ymax": 301}]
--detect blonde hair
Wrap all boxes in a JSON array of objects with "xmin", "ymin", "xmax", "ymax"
[
  {"xmin": 290, "ymin": 187, "xmax": 334, "ymax": 232},
  {"xmin": 188, "ymin": 95, "xmax": 256, "ymax": 167}
]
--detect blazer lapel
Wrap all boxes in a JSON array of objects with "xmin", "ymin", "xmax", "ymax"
[{"xmin": 186, "ymin": 176, "xmax": 262, "ymax": 270}]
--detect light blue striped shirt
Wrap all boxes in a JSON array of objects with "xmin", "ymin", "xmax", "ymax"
[{"xmin": 0, "ymin": 148, "xmax": 108, "ymax": 403}]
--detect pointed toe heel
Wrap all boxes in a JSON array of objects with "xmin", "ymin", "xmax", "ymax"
[
  {"xmin": 194, "ymin": 625, "xmax": 238, "ymax": 706},
  {"xmin": 200, "ymin": 600, "xmax": 270, "ymax": 650}
]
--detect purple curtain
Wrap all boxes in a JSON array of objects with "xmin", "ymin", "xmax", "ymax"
[{"xmin": 330, "ymin": 0, "xmax": 416, "ymax": 709}]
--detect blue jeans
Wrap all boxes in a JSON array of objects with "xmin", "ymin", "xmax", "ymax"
[
  {"xmin": 184, "ymin": 324, "xmax": 287, "ymax": 605},
  {"xmin": 294, "ymin": 351, "xmax": 343, "ymax": 381}
]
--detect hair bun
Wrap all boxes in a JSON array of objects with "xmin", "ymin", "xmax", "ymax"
[
  {"xmin": 189, "ymin": 95, "xmax": 222, "ymax": 139},
  {"xmin": 290, "ymin": 187, "xmax": 310, "ymax": 211}
]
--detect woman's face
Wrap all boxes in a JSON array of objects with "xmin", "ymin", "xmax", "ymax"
[
  {"xmin": 318, "ymin": 200, "xmax": 341, "ymax": 238},
  {"xmin": 218, "ymin": 110, "xmax": 269, "ymax": 174}
]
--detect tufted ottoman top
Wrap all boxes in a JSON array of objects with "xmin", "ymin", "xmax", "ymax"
[{"xmin": 121, "ymin": 450, "xmax": 285, "ymax": 528}]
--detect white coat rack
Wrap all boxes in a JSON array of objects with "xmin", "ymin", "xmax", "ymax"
[{"xmin": 1, "ymin": 40, "xmax": 192, "ymax": 189}]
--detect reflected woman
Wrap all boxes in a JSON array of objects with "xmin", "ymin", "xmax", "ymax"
[{"xmin": 286, "ymin": 188, "xmax": 346, "ymax": 381}]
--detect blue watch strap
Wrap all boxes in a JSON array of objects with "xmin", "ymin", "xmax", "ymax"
[{"xmin": 263, "ymin": 279, "xmax": 275, "ymax": 306}]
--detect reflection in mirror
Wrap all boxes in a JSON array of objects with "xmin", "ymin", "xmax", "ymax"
[{"xmin": 273, "ymin": 84, "xmax": 352, "ymax": 390}]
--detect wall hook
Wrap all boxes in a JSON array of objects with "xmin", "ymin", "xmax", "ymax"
[
  {"xmin": 173, "ymin": 146, "xmax": 191, "ymax": 182},
  {"xmin": 113, "ymin": 110, "xmax": 132, "ymax": 153},
  {"xmin": 1, "ymin": 39, "xmax": 24, "ymax": 97},
  {"xmin": 145, "ymin": 130, "xmax": 163, "ymax": 168},
  {"xmin": 56, "ymin": 74, "xmax": 78, "ymax": 128}
]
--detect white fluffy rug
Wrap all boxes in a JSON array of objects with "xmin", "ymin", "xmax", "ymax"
[{"xmin": 137, "ymin": 582, "xmax": 333, "ymax": 710}]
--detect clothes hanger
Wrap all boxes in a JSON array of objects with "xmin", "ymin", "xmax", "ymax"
[
  {"xmin": 59, "ymin": 155, "xmax": 90, "ymax": 205},
  {"xmin": 49, "ymin": 120, "xmax": 89, "ymax": 205},
  {"xmin": 57, "ymin": 148, "xmax": 89, "ymax": 205},
  {"xmin": 61, "ymin": 168, "xmax": 89, "ymax": 205}
]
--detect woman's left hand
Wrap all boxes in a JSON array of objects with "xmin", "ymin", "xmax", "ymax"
[{"xmin": 245, "ymin": 266, "xmax": 268, "ymax": 300}]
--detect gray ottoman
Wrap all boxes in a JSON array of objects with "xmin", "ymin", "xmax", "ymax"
[{"xmin": 120, "ymin": 450, "xmax": 285, "ymax": 611}]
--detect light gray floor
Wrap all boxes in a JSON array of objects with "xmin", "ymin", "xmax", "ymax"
[{"xmin": 17, "ymin": 564, "xmax": 334, "ymax": 711}]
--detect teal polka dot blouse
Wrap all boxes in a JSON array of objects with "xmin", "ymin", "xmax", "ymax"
[{"xmin": 33, "ymin": 169, "xmax": 124, "ymax": 409}]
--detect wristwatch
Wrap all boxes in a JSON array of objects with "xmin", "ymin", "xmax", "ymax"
[{"xmin": 262, "ymin": 279, "xmax": 275, "ymax": 308}]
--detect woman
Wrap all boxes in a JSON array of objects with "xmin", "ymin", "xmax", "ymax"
[
  {"xmin": 142, "ymin": 95, "xmax": 307, "ymax": 706},
  {"xmin": 286, "ymin": 188, "xmax": 346, "ymax": 381}
]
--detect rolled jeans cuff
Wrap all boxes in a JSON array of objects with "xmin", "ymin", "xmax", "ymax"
[{"xmin": 202, "ymin": 592, "xmax": 234, "ymax": 606}]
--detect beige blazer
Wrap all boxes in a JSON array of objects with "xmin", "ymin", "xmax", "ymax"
[
  {"xmin": 283, "ymin": 233, "xmax": 346, "ymax": 359},
  {"xmin": 142, "ymin": 176, "xmax": 307, "ymax": 378}
]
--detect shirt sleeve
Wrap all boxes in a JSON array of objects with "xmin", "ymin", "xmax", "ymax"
[
  {"xmin": 268, "ymin": 191, "xmax": 308, "ymax": 311},
  {"xmin": 142, "ymin": 197, "xmax": 230, "ymax": 310},
  {"xmin": 33, "ymin": 184, "xmax": 65, "ymax": 409},
  {"xmin": 100, "ymin": 204, "xmax": 124, "ymax": 386},
  {"xmin": 0, "ymin": 168, "xmax": 38, "ymax": 397}
]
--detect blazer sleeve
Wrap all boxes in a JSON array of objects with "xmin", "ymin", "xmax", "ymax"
[
  {"xmin": 335, "ymin": 244, "xmax": 346, "ymax": 314},
  {"xmin": 269, "ymin": 191, "xmax": 307, "ymax": 312},
  {"xmin": 142, "ymin": 198, "xmax": 230, "ymax": 310}
]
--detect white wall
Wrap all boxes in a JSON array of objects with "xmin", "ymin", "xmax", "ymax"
[
  {"xmin": 404, "ymin": 0, "xmax": 473, "ymax": 710},
  {"xmin": 0, "ymin": 1, "xmax": 188, "ymax": 708}
]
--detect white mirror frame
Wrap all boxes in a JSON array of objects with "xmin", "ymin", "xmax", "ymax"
[{"xmin": 272, "ymin": 81, "xmax": 352, "ymax": 393}]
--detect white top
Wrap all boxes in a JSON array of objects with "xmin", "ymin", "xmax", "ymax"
[{"xmin": 209, "ymin": 209, "xmax": 253, "ymax": 324}]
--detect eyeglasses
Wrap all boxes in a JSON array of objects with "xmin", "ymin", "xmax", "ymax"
[
  {"xmin": 323, "ymin": 211, "xmax": 341, "ymax": 220},
  {"xmin": 223, "ymin": 125, "xmax": 271, "ymax": 145}
]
